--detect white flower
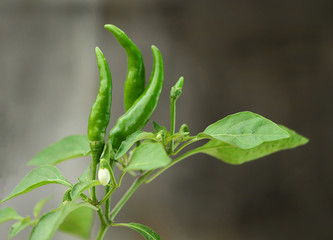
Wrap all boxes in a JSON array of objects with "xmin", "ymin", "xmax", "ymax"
[{"xmin": 98, "ymin": 168, "xmax": 111, "ymax": 186}]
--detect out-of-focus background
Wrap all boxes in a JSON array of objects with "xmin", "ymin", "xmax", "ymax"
[{"xmin": 0, "ymin": 0, "xmax": 332, "ymax": 239}]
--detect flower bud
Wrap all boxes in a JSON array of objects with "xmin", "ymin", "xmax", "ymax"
[
  {"xmin": 156, "ymin": 130, "xmax": 164, "ymax": 142},
  {"xmin": 98, "ymin": 168, "xmax": 111, "ymax": 186}
]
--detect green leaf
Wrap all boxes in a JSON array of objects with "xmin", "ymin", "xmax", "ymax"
[
  {"xmin": 200, "ymin": 111, "xmax": 290, "ymax": 149},
  {"xmin": 126, "ymin": 142, "xmax": 171, "ymax": 171},
  {"xmin": 152, "ymin": 121, "xmax": 168, "ymax": 133},
  {"xmin": 114, "ymin": 222, "xmax": 161, "ymax": 240},
  {"xmin": 29, "ymin": 202, "xmax": 97, "ymax": 240},
  {"xmin": 28, "ymin": 135, "xmax": 91, "ymax": 166},
  {"xmin": 33, "ymin": 196, "xmax": 52, "ymax": 218},
  {"xmin": 0, "ymin": 165, "xmax": 72, "ymax": 204},
  {"xmin": 71, "ymin": 180, "xmax": 100, "ymax": 201},
  {"xmin": 59, "ymin": 206, "xmax": 94, "ymax": 239},
  {"xmin": 197, "ymin": 125, "xmax": 308, "ymax": 165},
  {"xmin": 9, "ymin": 216, "xmax": 34, "ymax": 239},
  {"xmin": 0, "ymin": 207, "xmax": 22, "ymax": 223},
  {"xmin": 115, "ymin": 131, "xmax": 155, "ymax": 159}
]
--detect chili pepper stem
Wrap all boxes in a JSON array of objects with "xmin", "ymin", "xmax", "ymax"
[{"xmin": 169, "ymin": 97, "xmax": 176, "ymax": 153}]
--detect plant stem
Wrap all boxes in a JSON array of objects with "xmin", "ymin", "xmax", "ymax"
[
  {"xmin": 169, "ymin": 97, "xmax": 176, "ymax": 152},
  {"xmin": 117, "ymin": 171, "xmax": 126, "ymax": 186},
  {"xmin": 145, "ymin": 148, "xmax": 200, "ymax": 183},
  {"xmin": 105, "ymin": 185, "xmax": 111, "ymax": 221},
  {"xmin": 110, "ymin": 171, "xmax": 151, "ymax": 221},
  {"xmin": 172, "ymin": 138, "xmax": 199, "ymax": 155},
  {"xmin": 91, "ymin": 153, "xmax": 100, "ymax": 204},
  {"xmin": 97, "ymin": 207, "xmax": 108, "ymax": 226},
  {"xmin": 96, "ymin": 223, "xmax": 108, "ymax": 240}
]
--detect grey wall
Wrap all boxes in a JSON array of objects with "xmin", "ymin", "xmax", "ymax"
[{"xmin": 1, "ymin": 0, "xmax": 332, "ymax": 239}]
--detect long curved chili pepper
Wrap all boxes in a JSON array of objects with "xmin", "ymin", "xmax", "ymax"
[
  {"xmin": 87, "ymin": 47, "xmax": 112, "ymax": 157},
  {"xmin": 107, "ymin": 45, "xmax": 163, "ymax": 152},
  {"xmin": 104, "ymin": 24, "xmax": 145, "ymax": 112}
]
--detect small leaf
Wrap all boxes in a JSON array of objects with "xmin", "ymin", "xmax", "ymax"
[
  {"xmin": 114, "ymin": 222, "xmax": 161, "ymax": 240},
  {"xmin": 59, "ymin": 206, "xmax": 94, "ymax": 239},
  {"xmin": 71, "ymin": 180, "xmax": 100, "ymax": 201},
  {"xmin": 152, "ymin": 121, "xmax": 168, "ymax": 133},
  {"xmin": 0, "ymin": 165, "xmax": 72, "ymax": 204},
  {"xmin": 0, "ymin": 207, "xmax": 22, "ymax": 223},
  {"xmin": 33, "ymin": 196, "xmax": 52, "ymax": 218},
  {"xmin": 29, "ymin": 202, "xmax": 97, "ymax": 240},
  {"xmin": 197, "ymin": 125, "xmax": 308, "ymax": 165},
  {"xmin": 28, "ymin": 135, "xmax": 91, "ymax": 166},
  {"xmin": 115, "ymin": 131, "xmax": 155, "ymax": 159},
  {"xmin": 200, "ymin": 111, "xmax": 290, "ymax": 149},
  {"xmin": 126, "ymin": 142, "xmax": 171, "ymax": 171},
  {"xmin": 9, "ymin": 216, "xmax": 34, "ymax": 239}
]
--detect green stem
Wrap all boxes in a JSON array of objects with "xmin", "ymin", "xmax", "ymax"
[
  {"xmin": 99, "ymin": 186, "xmax": 116, "ymax": 206},
  {"xmin": 169, "ymin": 98, "xmax": 176, "ymax": 152},
  {"xmin": 117, "ymin": 171, "xmax": 126, "ymax": 187},
  {"xmin": 91, "ymin": 153, "xmax": 100, "ymax": 204},
  {"xmin": 96, "ymin": 223, "xmax": 108, "ymax": 240},
  {"xmin": 97, "ymin": 207, "xmax": 108, "ymax": 226},
  {"xmin": 172, "ymin": 138, "xmax": 199, "ymax": 155},
  {"xmin": 145, "ymin": 148, "xmax": 200, "ymax": 183},
  {"xmin": 110, "ymin": 171, "xmax": 151, "ymax": 221},
  {"xmin": 105, "ymin": 185, "xmax": 111, "ymax": 222}
]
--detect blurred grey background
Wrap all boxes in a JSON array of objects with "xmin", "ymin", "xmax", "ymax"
[{"xmin": 0, "ymin": 0, "xmax": 332, "ymax": 239}]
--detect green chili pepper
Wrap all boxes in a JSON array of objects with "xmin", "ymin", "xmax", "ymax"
[
  {"xmin": 107, "ymin": 45, "xmax": 164, "ymax": 151},
  {"xmin": 88, "ymin": 47, "xmax": 112, "ymax": 156},
  {"xmin": 104, "ymin": 24, "xmax": 145, "ymax": 112}
]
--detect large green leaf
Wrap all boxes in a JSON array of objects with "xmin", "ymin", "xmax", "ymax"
[
  {"xmin": 59, "ymin": 206, "xmax": 94, "ymax": 239},
  {"xmin": 29, "ymin": 202, "xmax": 97, "ymax": 240},
  {"xmin": 0, "ymin": 207, "xmax": 22, "ymax": 223},
  {"xmin": 9, "ymin": 216, "xmax": 34, "ymax": 239},
  {"xmin": 200, "ymin": 111, "xmax": 290, "ymax": 149},
  {"xmin": 114, "ymin": 222, "xmax": 161, "ymax": 240},
  {"xmin": 197, "ymin": 125, "xmax": 308, "ymax": 165},
  {"xmin": 0, "ymin": 166, "xmax": 72, "ymax": 203},
  {"xmin": 115, "ymin": 131, "xmax": 155, "ymax": 159},
  {"xmin": 126, "ymin": 142, "xmax": 171, "ymax": 171},
  {"xmin": 71, "ymin": 180, "xmax": 100, "ymax": 201},
  {"xmin": 28, "ymin": 135, "xmax": 91, "ymax": 166}
]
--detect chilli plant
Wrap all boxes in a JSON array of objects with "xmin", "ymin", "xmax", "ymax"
[{"xmin": 0, "ymin": 25, "xmax": 308, "ymax": 240}]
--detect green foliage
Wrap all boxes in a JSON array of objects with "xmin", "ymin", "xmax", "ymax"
[
  {"xmin": 126, "ymin": 142, "xmax": 171, "ymax": 171},
  {"xmin": 115, "ymin": 131, "xmax": 155, "ymax": 159},
  {"xmin": 71, "ymin": 180, "xmax": 101, "ymax": 201},
  {"xmin": 0, "ymin": 207, "xmax": 22, "ymax": 223},
  {"xmin": 0, "ymin": 24, "xmax": 308, "ymax": 240},
  {"xmin": 59, "ymin": 207, "xmax": 94, "ymax": 239},
  {"xmin": 9, "ymin": 216, "xmax": 33, "ymax": 239},
  {"xmin": 200, "ymin": 111, "xmax": 290, "ymax": 149},
  {"xmin": 29, "ymin": 203, "xmax": 97, "ymax": 240},
  {"xmin": 0, "ymin": 166, "xmax": 72, "ymax": 204},
  {"xmin": 28, "ymin": 135, "xmax": 91, "ymax": 166},
  {"xmin": 113, "ymin": 222, "xmax": 161, "ymax": 240},
  {"xmin": 197, "ymin": 125, "xmax": 308, "ymax": 165}
]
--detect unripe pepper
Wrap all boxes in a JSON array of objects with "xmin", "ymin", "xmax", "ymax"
[
  {"xmin": 107, "ymin": 45, "xmax": 164, "ymax": 152},
  {"xmin": 104, "ymin": 24, "xmax": 145, "ymax": 112},
  {"xmin": 88, "ymin": 47, "xmax": 112, "ymax": 157}
]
